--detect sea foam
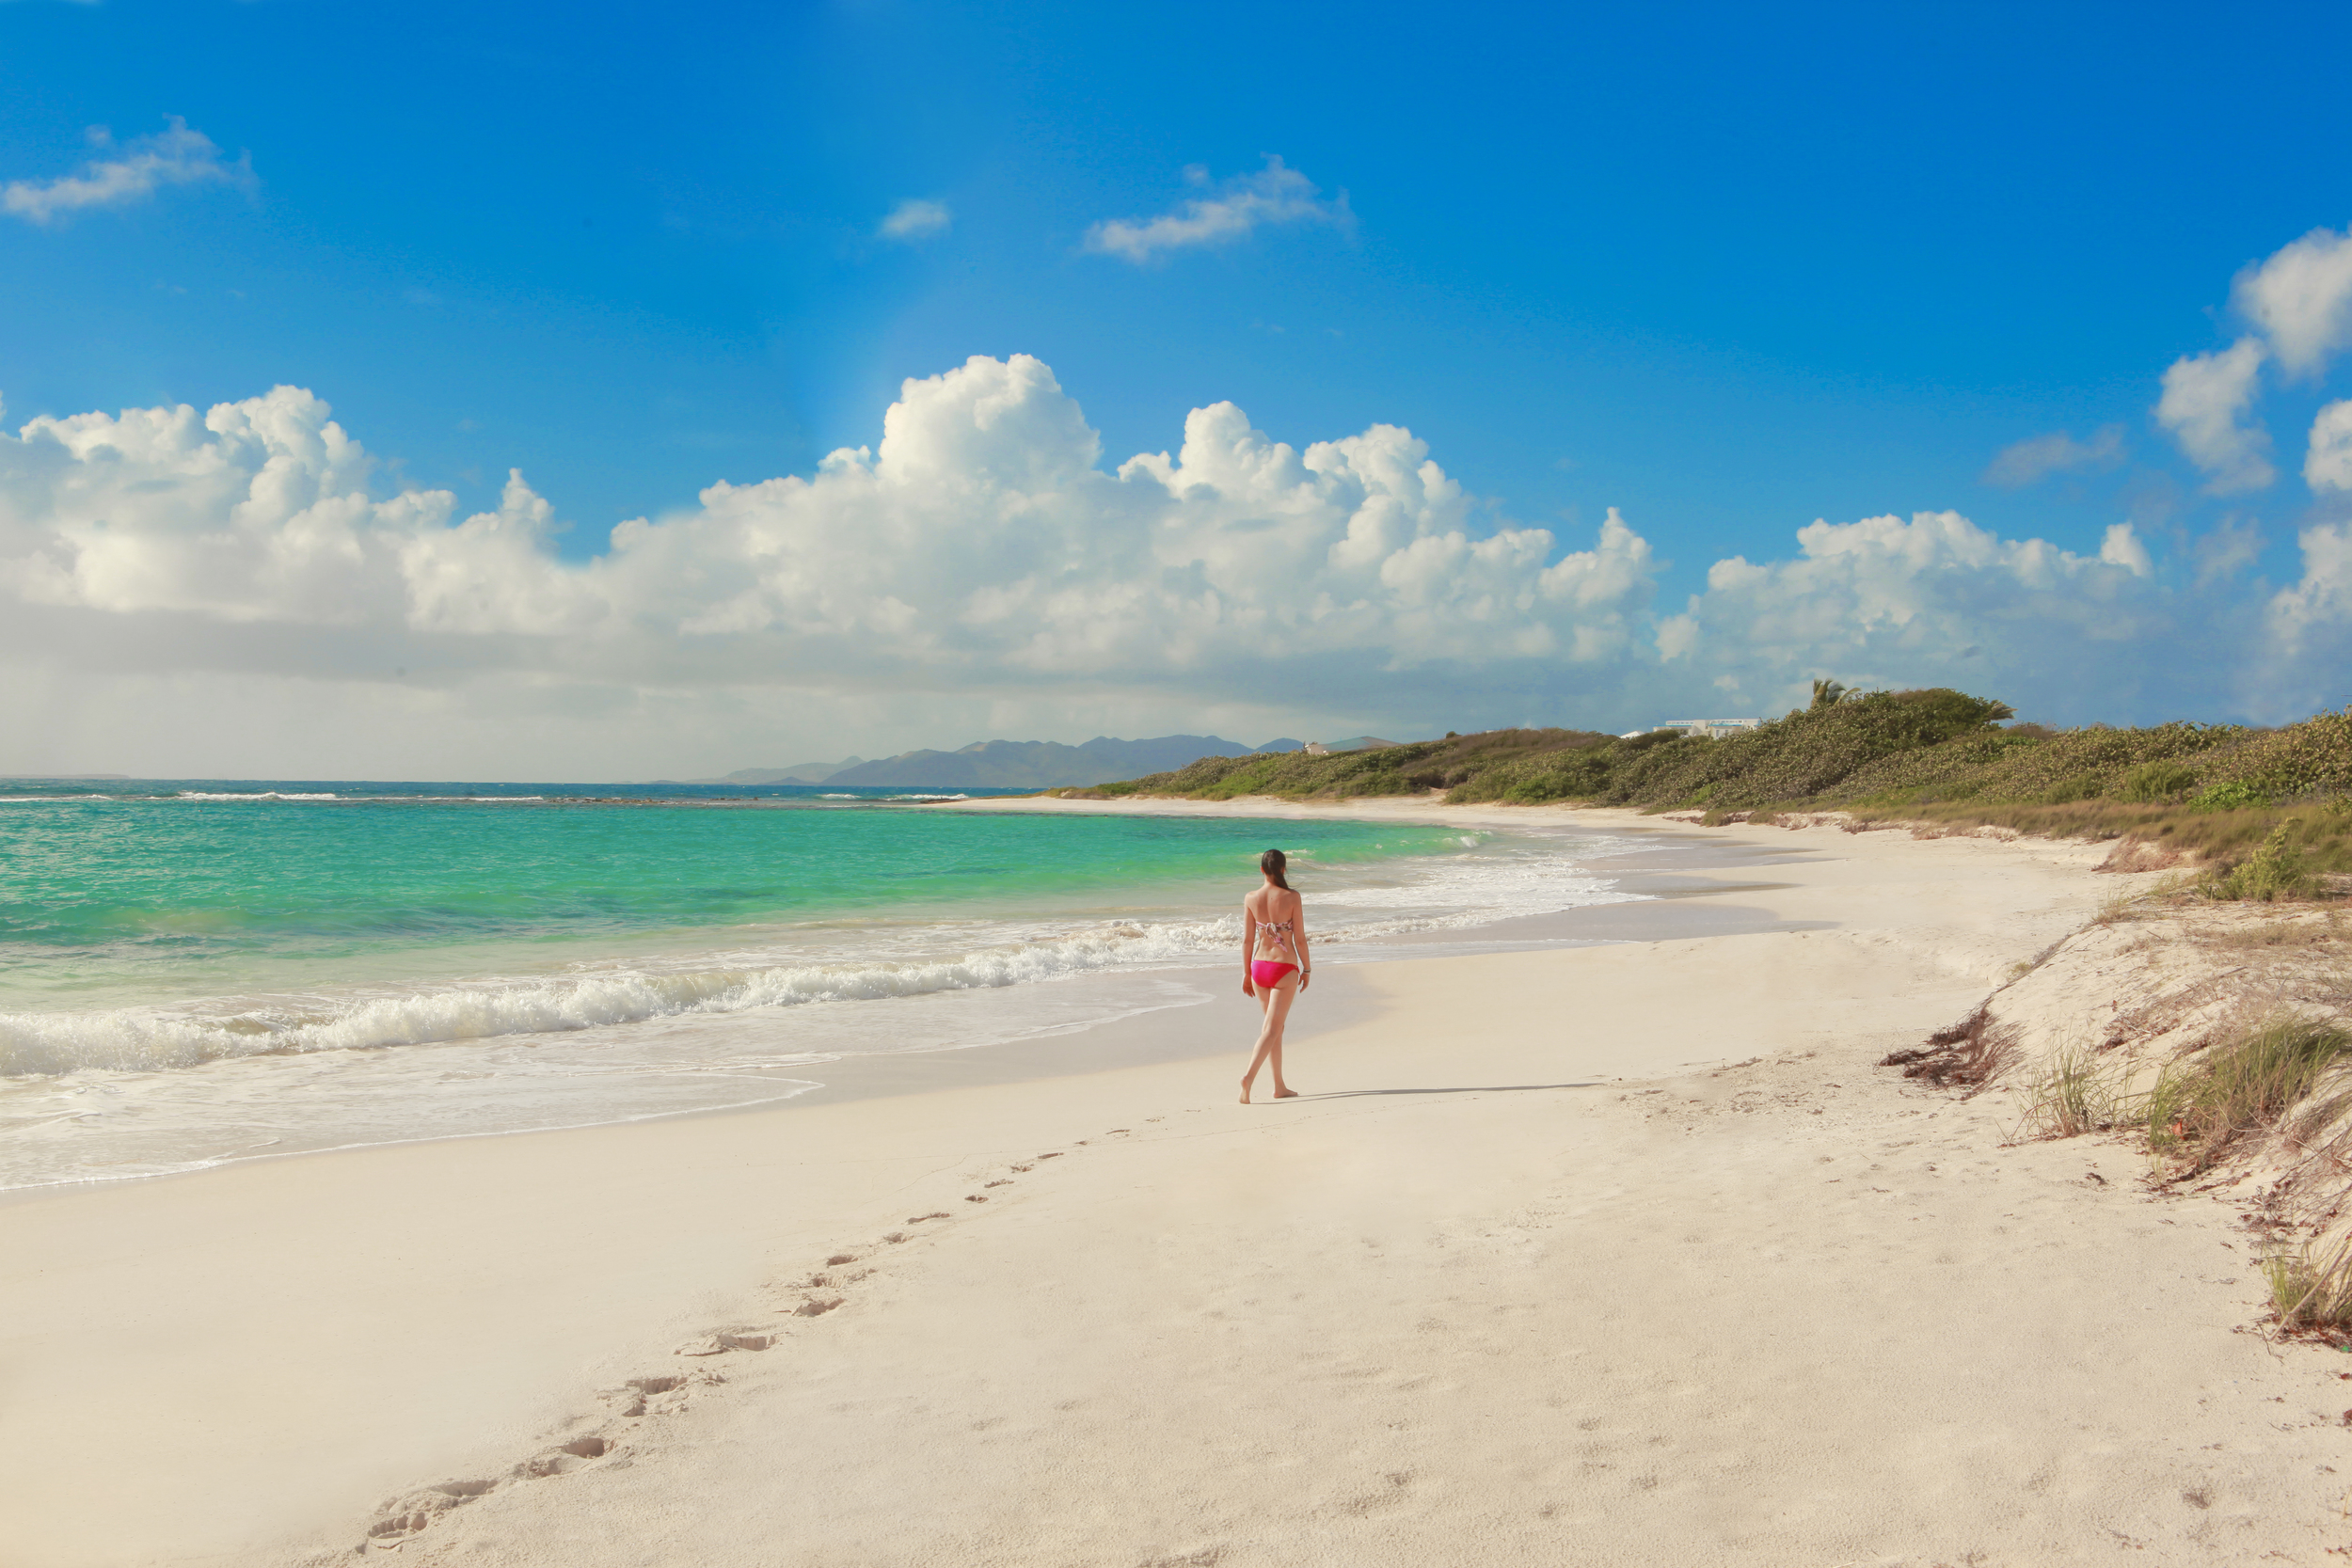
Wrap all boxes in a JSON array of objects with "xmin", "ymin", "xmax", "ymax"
[
  {"xmin": 0, "ymin": 918, "xmax": 1240, "ymax": 1076},
  {"xmin": 0, "ymin": 840, "xmax": 1629, "ymax": 1079}
]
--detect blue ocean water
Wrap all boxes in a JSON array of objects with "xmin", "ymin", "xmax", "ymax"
[{"xmin": 0, "ymin": 782, "xmax": 1636, "ymax": 1189}]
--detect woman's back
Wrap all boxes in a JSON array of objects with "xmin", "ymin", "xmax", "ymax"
[{"xmin": 1248, "ymin": 885, "xmax": 1301, "ymax": 958}]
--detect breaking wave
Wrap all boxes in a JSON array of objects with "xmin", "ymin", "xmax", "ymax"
[{"xmin": 0, "ymin": 918, "xmax": 1247, "ymax": 1077}]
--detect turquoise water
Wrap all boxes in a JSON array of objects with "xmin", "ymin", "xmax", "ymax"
[
  {"xmin": 0, "ymin": 784, "xmax": 1636, "ymax": 1189},
  {"xmin": 0, "ymin": 790, "xmax": 1456, "ymax": 1009}
]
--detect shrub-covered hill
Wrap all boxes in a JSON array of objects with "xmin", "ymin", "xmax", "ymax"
[{"xmin": 1062, "ymin": 690, "xmax": 2352, "ymax": 882}]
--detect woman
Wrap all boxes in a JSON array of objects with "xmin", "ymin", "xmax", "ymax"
[{"xmin": 1239, "ymin": 847, "xmax": 1311, "ymax": 1104}]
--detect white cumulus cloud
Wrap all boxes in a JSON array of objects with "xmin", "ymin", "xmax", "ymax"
[
  {"xmin": 11, "ymin": 354, "xmax": 2352, "ymax": 774},
  {"xmin": 1980, "ymin": 425, "xmax": 2125, "ymax": 487},
  {"xmin": 2305, "ymin": 399, "xmax": 2352, "ymax": 493},
  {"xmin": 2268, "ymin": 521, "xmax": 2352, "ymax": 680},
  {"xmin": 2155, "ymin": 336, "xmax": 2274, "ymax": 493},
  {"xmin": 0, "ymin": 357, "xmax": 1656, "ymax": 712},
  {"xmin": 2233, "ymin": 224, "xmax": 2352, "ymax": 378},
  {"xmin": 1653, "ymin": 511, "xmax": 2166, "ymax": 715},
  {"xmin": 879, "ymin": 198, "xmax": 951, "ymax": 241},
  {"xmin": 1083, "ymin": 156, "xmax": 1347, "ymax": 263},
  {"xmin": 2, "ymin": 118, "xmax": 250, "ymax": 226}
]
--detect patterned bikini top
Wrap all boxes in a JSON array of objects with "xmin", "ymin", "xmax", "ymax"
[{"xmin": 1253, "ymin": 918, "xmax": 1298, "ymax": 963}]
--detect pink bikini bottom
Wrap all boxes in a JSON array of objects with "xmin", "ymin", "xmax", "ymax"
[{"xmin": 1250, "ymin": 960, "xmax": 1298, "ymax": 988}]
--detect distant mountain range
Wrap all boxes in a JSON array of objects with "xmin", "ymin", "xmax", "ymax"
[
  {"xmin": 669, "ymin": 735, "xmax": 1306, "ymax": 789},
  {"xmin": 702, "ymin": 758, "xmax": 866, "ymax": 785},
  {"xmin": 828, "ymin": 735, "xmax": 1301, "ymax": 788}
]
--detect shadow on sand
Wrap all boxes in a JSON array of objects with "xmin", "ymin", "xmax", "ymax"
[{"xmin": 1283, "ymin": 1082, "xmax": 1605, "ymax": 1101}]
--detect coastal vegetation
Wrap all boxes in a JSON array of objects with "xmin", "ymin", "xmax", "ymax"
[
  {"xmin": 2007, "ymin": 1010, "xmax": 2352, "ymax": 1331},
  {"xmin": 1062, "ymin": 688, "xmax": 2352, "ymax": 890},
  {"xmin": 1895, "ymin": 876, "xmax": 2352, "ymax": 1336},
  {"xmin": 1070, "ymin": 686, "xmax": 2352, "ymax": 1330}
]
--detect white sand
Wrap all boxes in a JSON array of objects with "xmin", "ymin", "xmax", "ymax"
[{"xmin": 2, "ymin": 805, "xmax": 2342, "ymax": 1565}]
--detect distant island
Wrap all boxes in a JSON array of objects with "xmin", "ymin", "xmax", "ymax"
[
  {"xmin": 699, "ymin": 758, "xmax": 867, "ymax": 786},
  {"xmin": 655, "ymin": 735, "xmax": 1330, "ymax": 790}
]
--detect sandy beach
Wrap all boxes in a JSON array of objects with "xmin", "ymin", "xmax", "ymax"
[{"xmin": 4, "ymin": 800, "xmax": 2342, "ymax": 1566}]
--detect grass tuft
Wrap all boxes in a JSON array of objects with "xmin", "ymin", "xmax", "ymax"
[
  {"xmin": 2145, "ymin": 1016, "xmax": 2352, "ymax": 1173},
  {"xmin": 2265, "ymin": 1239, "xmax": 2352, "ymax": 1333},
  {"xmin": 2017, "ymin": 1048, "xmax": 2125, "ymax": 1139}
]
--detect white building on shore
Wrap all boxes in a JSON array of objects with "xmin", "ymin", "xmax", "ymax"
[
  {"xmin": 1621, "ymin": 719, "xmax": 1762, "ymax": 740},
  {"xmin": 1301, "ymin": 736, "xmax": 1403, "ymax": 756}
]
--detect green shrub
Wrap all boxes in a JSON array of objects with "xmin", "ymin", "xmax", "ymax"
[
  {"xmin": 2040, "ymin": 774, "xmax": 2106, "ymax": 805},
  {"xmin": 2199, "ymin": 706, "xmax": 2352, "ymax": 800},
  {"xmin": 2194, "ymin": 782, "xmax": 2271, "ymax": 812},
  {"xmin": 2116, "ymin": 760, "xmax": 2200, "ymax": 802},
  {"xmin": 2205, "ymin": 825, "xmax": 2314, "ymax": 902},
  {"xmin": 1584, "ymin": 688, "xmax": 2015, "ymax": 811},
  {"xmin": 1078, "ymin": 701, "xmax": 2352, "ymax": 887}
]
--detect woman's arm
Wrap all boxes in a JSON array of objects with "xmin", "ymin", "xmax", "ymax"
[
  {"xmin": 1294, "ymin": 893, "xmax": 1311, "ymax": 990},
  {"xmin": 1241, "ymin": 902, "xmax": 1259, "ymax": 996}
]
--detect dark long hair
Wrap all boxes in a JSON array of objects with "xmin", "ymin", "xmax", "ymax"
[{"xmin": 1259, "ymin": 848, "xmax": 1292, "ymax": 890}]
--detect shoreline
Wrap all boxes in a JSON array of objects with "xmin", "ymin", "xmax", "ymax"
[
  {"xmin": 0, "ymin": 802, "xmax": 1709, "ymax": 1200},
  {"xmin": 0, "ymin": 796, "xmax": 1650, "ymax": 1197},
  {"xmin": 6, "ymin": 804, "xmax": 2337, "ymax": 1564}
]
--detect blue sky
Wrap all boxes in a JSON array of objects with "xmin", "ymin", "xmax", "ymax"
[{"xmin": 4, "ymin": 1, "xmax": 2352, "ymax": 776}]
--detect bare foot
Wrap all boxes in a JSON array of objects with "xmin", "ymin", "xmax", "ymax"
[
  {"xmin": 1239, "ymin": 1079, "xmax": 1253, "ymax": 1105},
  {"xmin": 1273, "ymin": 1086, "xmax": 1298, "ymax": 1099}
]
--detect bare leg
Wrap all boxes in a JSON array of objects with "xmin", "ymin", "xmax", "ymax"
[
  {"xmin": 1240, "ymin": 980, "xmax": 1273, "ymax": 1103},
  {"xmin": 1240, "ymin": 976, "xmax": 1301, "ymax": 1103}
]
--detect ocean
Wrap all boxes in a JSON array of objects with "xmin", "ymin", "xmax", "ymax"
[{"xmin": 0, "ymin": 781, "xmax": 1641, "ymax": 1191}]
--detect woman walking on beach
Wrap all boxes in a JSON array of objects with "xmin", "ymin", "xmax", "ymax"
[{"xmin": 1240, "ymin": 848, "xmax": 1310, "ymax": 1104}]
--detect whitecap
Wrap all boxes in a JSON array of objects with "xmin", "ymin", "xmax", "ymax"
[{"xmin": 175, "ymin": 791, "xmax": 340, "ymax": 801}]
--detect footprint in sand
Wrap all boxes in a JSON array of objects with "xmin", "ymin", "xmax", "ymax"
[
  {"xmin": 612, "ymin": 1374, "xmax": 687, "ymax": 1417},
  {"xmin": 513, "ymin": 1433, "xmax": 619, "ymax": 1478},
  {"xmin": 984, "ymin": 1179, "xmax": 1012, "ymax": 1188},
  {"xmin": 381, "ymin": 1171, "xmax": 966, "ymax": 1549},
  {"xmin": 365, "ymin": 1477, "xmax": 499, "ymax": 1545}
]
